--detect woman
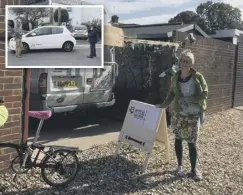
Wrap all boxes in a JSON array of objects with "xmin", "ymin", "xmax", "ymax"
[{"xmin": 156, "ymin": 49, "xmax": 208, "ymax": 181}]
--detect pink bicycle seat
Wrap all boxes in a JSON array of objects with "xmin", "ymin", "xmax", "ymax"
[{"xmin": 29, "ymin": 111, "xmax": 52, "ymax": 120}]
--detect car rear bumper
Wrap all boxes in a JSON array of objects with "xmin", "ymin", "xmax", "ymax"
[
  {"xmin": 74, "ymin": 34, "xmax": 88, "ymax": 38},
  {"xmin": 38, "ymin": 96, "xmax": 116, "ymax": 113}
]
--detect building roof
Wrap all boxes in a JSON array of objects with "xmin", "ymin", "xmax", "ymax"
[
  {"xmin": 118, "ymin": 23, "xmax": 140, "ymax": 27},
  {"xmin": 211, "ymin": 29, "xmax": 243, "ymax": 38},
  {"xmin": 120, "ymin": 22, "xmax": 183, "ymax": 28},
  {"xmin": 120, "ymin": 23, "xmax": 209, "ymax": 38}
]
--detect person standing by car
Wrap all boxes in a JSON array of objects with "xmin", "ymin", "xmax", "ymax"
[
  {"xmin": 13, "ymin": 20, "xmax": 23, "ymax": 58},
  {"xmin": 87, "ymin": 24, "xmax": 98, "ymax": 58},
  {"xmin": 0, "ymin": 99, "xmax": 8, "ymax": 127}
]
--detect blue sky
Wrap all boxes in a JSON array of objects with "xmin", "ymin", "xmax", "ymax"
[{"xmin": 87, "ymin": 0, "xmax": 243, "ymax": 24}]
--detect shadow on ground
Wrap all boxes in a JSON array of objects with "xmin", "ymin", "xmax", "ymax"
[
  {"xmin": 3, "ymin": 155, "xmax": 180, "ymax": 195},
  {"xmin": 28, "ymin": 112, "xmax": 122, "ymax": 145}
]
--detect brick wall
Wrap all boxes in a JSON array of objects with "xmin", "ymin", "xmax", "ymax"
[
  {"xmin": 0, "ymin": 1, "xmax": 24, "ymax": 171},
  {"xmin": 175, "ymin": 31, "xmax": 236, "ymax": 114}
]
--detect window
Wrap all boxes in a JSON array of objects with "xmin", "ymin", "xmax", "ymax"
[
  {"xmin": 74, "ymin": 25, "xmax": 87, "ymax": 30},
  {"xmin": 31, "ymin": 27, "xmax": 50, "ymax": 36},
  {"xmin": 51, "ymin": 27, "xmax": 64, "ymax": 34},
  {"xmin": 66, "ymin": 7, "xmax": 72, "ymax": 12}
]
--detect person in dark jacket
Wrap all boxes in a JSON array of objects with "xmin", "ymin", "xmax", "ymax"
[{"xmin": 87, "ymin": 25, "xmax": 98, "ymax": 58}]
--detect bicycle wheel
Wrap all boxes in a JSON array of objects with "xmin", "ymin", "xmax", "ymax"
[
  {"xmin": 40, "ymin": 149, "xmax": 79, "ymax": 187},
  {"xmin": 11, "ymin": 154, "xmax": 31, "ymax": 174}
]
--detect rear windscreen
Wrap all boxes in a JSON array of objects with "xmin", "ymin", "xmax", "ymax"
[{"xmin": 74, "ymin": 26, "xmax": 87, "ymax": 30}]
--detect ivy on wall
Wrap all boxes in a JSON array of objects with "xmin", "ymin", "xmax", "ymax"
[{"xmin": 109, "ymin": 42, "xmax": 174, "ymax": 117}]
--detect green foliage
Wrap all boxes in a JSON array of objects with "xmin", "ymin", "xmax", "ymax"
[
  {"xmin": 9, "ymin": 8, "xmax": 49, "ymax": 29},
  {"xmin": 169, "ymin": 11, "xmax": 200, "ymax": 24},
  {"xmin": 115, "ymin": 43, "xmax": 172, "ymax": 103},
  {"xmin": 81, "ymin": 18, "xmax": 101, "ymax": 32},
  {"xmin": 169, "ymin": 1, "xmax": 243, "ymax": 34},
  {"xmin": 53, "ymin": 8, "xmax": 69, "ymax": 23}
]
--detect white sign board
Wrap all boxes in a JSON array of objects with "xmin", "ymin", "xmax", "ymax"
[{"xmin": 115, "ymin": 100, "xmax": 170, "ymax": 172}]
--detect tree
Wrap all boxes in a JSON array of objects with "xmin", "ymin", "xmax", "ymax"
[
  {"xmin": 81, "ymin": 18, "xmax": 102, "ymax": 38},
  {"xmin": 169, "ymin": 11, "xmax": 199, "ymax": 24},
  {"xmin": 49, "ymin": 7, "xmax": 54, "ymax": 24},
  {"xmin": 9, "ymin": 7, "xmax": 49, "ymax": 29},
  {"xmin": 196, "ymin": 1, "xmax": 243, "ymax": 33},
  {"xmin": 168, "ymin": 1, "xmax": 243, "ymax": 34},
  {"xmin": 168, "ymin": 10, "xmax": 207, "ymax": 32},
  {"xmin": 53, "ymin": 8, "xmax": 69, "ymax": 24}
]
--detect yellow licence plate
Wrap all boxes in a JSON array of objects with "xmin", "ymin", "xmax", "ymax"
[{"xmin": 56, "ymin": 81, "xmax": 77, "ymax": 88}]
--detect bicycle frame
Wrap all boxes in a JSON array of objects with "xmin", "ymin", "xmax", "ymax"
[
  {"xmin": 20, "ymin": 115, "xmax": 46, "ymax": 167},
  {"xmin": 1, "ymin": 108, "xmax": 80, "ymax": 172},
  {"xmin": 0, "ymin": 142, "xmax": 27, "ymax": 157},
  {"xmin": 21, "ymin": 116, "xmax": 79, "ymax": 169}
]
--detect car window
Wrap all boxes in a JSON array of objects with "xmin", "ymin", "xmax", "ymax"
[
  {"xmin": 31, "ymin": 27, "xmax": 50, "ymax": 36},
  {"xmin": 51, "ymin": 27, "xmax": 64, "ymax": 34},
  {"xmin": 74, "ymin": 26, "xmax": 87, "ymax": 30}
]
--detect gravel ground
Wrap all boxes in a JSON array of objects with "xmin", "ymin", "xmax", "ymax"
[{"xmin": 0, "ymin": 109, "xmax": 243, "ymax": 195}]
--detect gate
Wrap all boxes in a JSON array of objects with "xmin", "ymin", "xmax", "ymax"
[{"xmin": 233, "ymin": 37, "xmax": 243, "ymax": 107}]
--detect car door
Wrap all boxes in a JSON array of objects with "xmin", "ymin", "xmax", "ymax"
[
  {"xmin": 25, "ymin": 27, "xmax": 51, "ymax": 49},
  {"xmin": 45, "ymin": 68, "xmax": 85, "ymax": 109},
  {"xmin": 83, "ymin": 47, "xmax": 118, "ymax": 103},
  {"xmin": 47, "ymin": 27, "xmax": 64, "ymax": 48}
]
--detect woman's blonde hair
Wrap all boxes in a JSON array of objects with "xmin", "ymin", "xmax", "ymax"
[{"xmin": 180, "ymin": 49, "xmax": 195, "ymax": 64}]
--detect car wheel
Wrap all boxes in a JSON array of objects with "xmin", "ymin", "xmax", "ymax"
[
  {"xmin": 63, "ymin": 41, "xmax": 74, "ymax": 52},
  {"xmin": 22, "ymin": 42, "xmax": 30, "ymax": 53}
]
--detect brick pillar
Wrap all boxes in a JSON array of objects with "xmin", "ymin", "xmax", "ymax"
[{"xmin": 0, "ymin": 0, "xmax": 24, "ymax": 172}]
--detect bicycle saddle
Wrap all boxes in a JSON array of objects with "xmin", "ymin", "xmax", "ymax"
[{"xmin": 29, "ymin": 111, "xmax": 52, "ymax": 120}]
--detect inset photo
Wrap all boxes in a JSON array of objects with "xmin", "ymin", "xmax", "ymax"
[{"xmin": 5, "ymin": 5, "xmax": 104, "ymax": 68}]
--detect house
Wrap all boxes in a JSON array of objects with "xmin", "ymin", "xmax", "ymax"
[
  {"xmin": 119, "ymin": 22, "xmax": 209, "ymax": 41},
  {"xmin": 210, "ymin": 29, "xmax": 243, "ymax": 45},
  {"xmin": 110, "ymin": 16, "xmax": 209, "ymax": 41}
]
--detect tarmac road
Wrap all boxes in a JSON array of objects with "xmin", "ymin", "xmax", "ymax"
[
  {"xmin": 7, "ymin": 40, "xmax": 102, "ymax": 67},
  {"xmin": 7, "ymin": 44, "xmax": 102, "ymax": 67}
]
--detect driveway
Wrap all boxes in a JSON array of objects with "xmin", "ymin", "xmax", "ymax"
[{"xmin": 28, "ymin": 113, "xmax": 122, "ymax": 150}]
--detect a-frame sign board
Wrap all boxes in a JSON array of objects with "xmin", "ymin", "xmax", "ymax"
[{"xmin": 115, "ymin": 100, "xmax": 170, "ymax": 172}]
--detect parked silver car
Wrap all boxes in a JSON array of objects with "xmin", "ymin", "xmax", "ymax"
[{"xmin": 72, "ymin": 25, "xmax": 88, "ymax": 39}]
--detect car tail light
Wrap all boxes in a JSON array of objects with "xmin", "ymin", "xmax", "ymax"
[{"xmin": 38, "ymin": 73, "xmax": 47, "ymax": 95}]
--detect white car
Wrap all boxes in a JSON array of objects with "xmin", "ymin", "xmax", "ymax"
[{"xmin": 9, "ymin": 26, "xmax": 76, "ymax": 52}]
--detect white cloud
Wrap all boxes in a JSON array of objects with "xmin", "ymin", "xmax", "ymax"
[
  {"xmin": 222, "ymin": 0, "xmax": 243, "ymax": 20},
  {"xmin": 119, "ymin": 13, "xmax": 175, "ymax": 24},
  {"xmin": 87, "ymin": 0, "xmax": 193, "ymax": 15},
  {"xmin": 119, "ymin": 7, "xmax": 195, "ymax": 25},
  {"xmin": 222, "ymin": 0, "xmax": 243, "ymax": 6}
]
